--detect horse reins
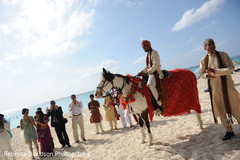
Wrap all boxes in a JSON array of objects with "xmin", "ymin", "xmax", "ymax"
[
  {"xmin": 96, "ymin": 79, "xmax": 111, "ymax": 96},
  {"xmin": 97, "ymin": 74, "xmax": 128, "ymax": 97}
]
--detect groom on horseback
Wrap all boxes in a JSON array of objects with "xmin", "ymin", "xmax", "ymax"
[{"xmin": 138, "ymin": 40, "xmax": 164, "ymax": 115}]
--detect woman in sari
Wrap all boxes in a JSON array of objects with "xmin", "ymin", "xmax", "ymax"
[{"xmin": 35, "ymin": 110, "xmax": 54, "ymax": 157}]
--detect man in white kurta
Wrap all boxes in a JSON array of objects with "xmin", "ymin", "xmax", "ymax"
[
  {"xmin": 199, "ymin": 38, "xmax": 240, "ymax": 140},
  {"xmin": 117, "ymin": 104, "xmax": 133, "ymax": 128},
  {"xmin": 138, "ymin": 40, "xmax": 164, "ymax": 114}
]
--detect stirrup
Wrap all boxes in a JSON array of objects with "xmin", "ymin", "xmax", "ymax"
[
  {"xmin": 154, "ymin": 106, "xmax": 164, "ymax": 115},
  {"xmin": 154, "ymin": 108, "xmax": 161, "ymax": 115}
]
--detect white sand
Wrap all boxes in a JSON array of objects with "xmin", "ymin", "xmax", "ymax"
[{"xmin": 5, "ymin": 72, "xmax": 240, "ymax": 160}]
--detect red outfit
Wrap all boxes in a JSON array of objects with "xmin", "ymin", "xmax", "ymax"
[{"xmin": 88, "ymin": 100, "xmax": 103, "ymax": 123}]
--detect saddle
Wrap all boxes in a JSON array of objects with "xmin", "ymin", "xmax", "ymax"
[
  {"xmin": 162, "ymin": 70, "xmax": 171, "ymax": 79},
  {"xmin": 142, "ymin": 70, "xmax": 171, "ymax": 84}
]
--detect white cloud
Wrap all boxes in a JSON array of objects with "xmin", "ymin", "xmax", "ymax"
[
  {"xmin": 42, "ymin": 60, "xmax": 53, "ymax": 67},
  {"xmin": 0, "ymin": 0, "xmax": 94, "ymax": 58},
  {"xmin": 125, "ymin": 1, "xmax": 138, "ymax": 7},
  {"xmin": 74, "ymin": 59, "xmax": 120, "ymax": 79},
  {"xmin": 4, "ymin": 53, "xmax": 21, "ymax": 61},
  {"xmin": 200, "ymin": 20, "xmax": 217, "ymax": 30},
  {"xmin": 0, "ymin": 24, "xmax": 11, "ymax": 34},
  {"xmin": 0, "ymin": 61, "xmax": 24, "ymax": 74},
  {"xmin": 0, "ymin": 0, "xmax": 97, "ymax": 112},
  {"xmin": 133, "ymin": 56, "xmax": 145, "ymax": 64},
  {"xmin": 115, "ymin": 0, "xmax": 147, "ymax": 8},
  {"xmin": 59, "ymin": 59, "xmax": 120, "ymax": 96},
  {"xmin": 1, "ymin": 0, "xmax": 20, "ymax": 5},
  {"xmin": 88, "ymin": 0, "xmax": 109, "ymax": 6},
  {"xmin": 172, "ymin": 0, "xmax": 225, "ymax": 32},
  {"xmin": 186, "ymin": 45, "xmax": 204, "ymax": 56},
  {"xmin": 185, "ymin": 37, "xmax": 194, "ymax": 44}
]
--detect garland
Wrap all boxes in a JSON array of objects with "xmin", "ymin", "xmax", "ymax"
[{"xmin": 120, "ymin": 74, "xmax": 144, "ymax": 109}]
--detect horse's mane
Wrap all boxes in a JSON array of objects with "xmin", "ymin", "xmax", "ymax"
[{"xmin": 115, "ymin": 74, "xmax": 130, "ymax": 84}]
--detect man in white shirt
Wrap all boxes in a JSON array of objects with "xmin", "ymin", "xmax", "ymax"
[
  {"xmin": 124, "ymin": 105, "xmax": 133, "ymax": 127},
  {"xmin": 69, "ymin": 94, "xmax": 86, "ymax": 143},
  {"xmin": 117, "ymin": 100, "xmax": 126, "ymax": 128},
  {"xmin": 117, "ymin": 103, "xmax": 133, "ymax": 128}
]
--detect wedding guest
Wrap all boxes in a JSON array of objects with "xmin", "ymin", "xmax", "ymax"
[
  {"xmin": 88, "ymin": 94, "xmax": 104, "ymax": 134},
  {"xmin": 20, "ymin": 108, "xmax": 40, "ymax": 159},
  {"xmin": 35, "ymin": 111, "xmax": 54, "ymax": 157},
  {"xmin": 34, "ymin": 107, "xmax": 46, "ymax": 120},
  {"xmin": 117, "ymin": 100, "xmax": 133, "ymax": 128},
  {"xmin": 69, "ymin": 94, "xmax": 86, "ymax": 143},
  {"xmin": 117, "ymin": 100, "xmax": 126, "ymax": 128},
  {"xmin": 124, "ymin": 105, "xmax": 134, "ymax": 128},
  {"xmin": 46, "ymin": 101, "xmax": 70, "ymax": 149},
  {"xmin": 103, "ymin": 94, "xmax": 118, "ymax": 130},
  {"xmin": 199, "ymin": 38, "xmax": 240, "ymax": 140},
  {"xmin": 0, "ymin": 114, "xmax": 15, "ymax": 160}
]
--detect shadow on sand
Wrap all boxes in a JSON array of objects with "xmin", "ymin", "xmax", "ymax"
[{"xmin": 153, "ymin": 125, "xmax": 240, "ymax": 160}]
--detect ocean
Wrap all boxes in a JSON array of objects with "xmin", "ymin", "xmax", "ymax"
[{"xmin": 3, "ymin": 55, "xmax": 240, "ymax": 129}]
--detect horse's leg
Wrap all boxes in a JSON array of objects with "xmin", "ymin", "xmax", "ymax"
[
  {"xmin": 138, "ymin": 114, "xmax": 146, "ymax": 144},
  {"xmin": 141, "ymin": 109, "xmax": 153, "ymax": 146},
  {"xmin": 195, "ymin": 112, "xmax": 203, "ymax": 129}
]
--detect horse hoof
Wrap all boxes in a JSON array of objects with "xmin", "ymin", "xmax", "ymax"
[{"xmin": 141, "ymin": 141, "xmax": 146, "ymax": 144}]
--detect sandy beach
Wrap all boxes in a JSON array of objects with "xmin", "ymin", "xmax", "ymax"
[{"xmin": 5, "ymin": 71, "xmax": 240, "ymax": 160}]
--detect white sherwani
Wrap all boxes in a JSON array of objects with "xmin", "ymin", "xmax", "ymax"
[
  {"xmin": 141, "ymin": 50, "xmax": 164, "ymax": 80},
  {"xmin": 141, "ymin": 50, "xmax": 164, "ymax": 104},
  {"xmin": 199, "ymin": 51, "xmax": 240, "ymax": 131}
]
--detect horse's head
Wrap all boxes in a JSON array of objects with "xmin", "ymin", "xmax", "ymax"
[{"xmin": 95, "ymin": 68, "xmax": 115, "ymax": 98}]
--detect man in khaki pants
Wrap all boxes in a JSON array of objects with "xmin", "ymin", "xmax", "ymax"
[{"xmin": 69, "ymin": 94, "xmax": 86, "ymax": 143}]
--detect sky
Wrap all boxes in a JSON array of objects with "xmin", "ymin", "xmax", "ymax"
[{"xmin": 0, "ymin": 0, "xmax": 240, "ymax": 113}]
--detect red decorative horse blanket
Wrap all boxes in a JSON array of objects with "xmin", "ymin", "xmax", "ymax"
[
  {"xmin": 162, "ymin": 69, "xmax": 201, "ymax": 116},
  {"xmin": 120, "ymin": 69, "xmax": 201, "ymax": 121}
]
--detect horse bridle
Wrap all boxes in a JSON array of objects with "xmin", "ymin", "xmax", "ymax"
[
  {"xmin": 96, "ymin": 74, "xmax": 128, "ymax": 96},
  {"xmin": 96, "ymin": 78, "xmax": 113, "ymax": 96}
]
